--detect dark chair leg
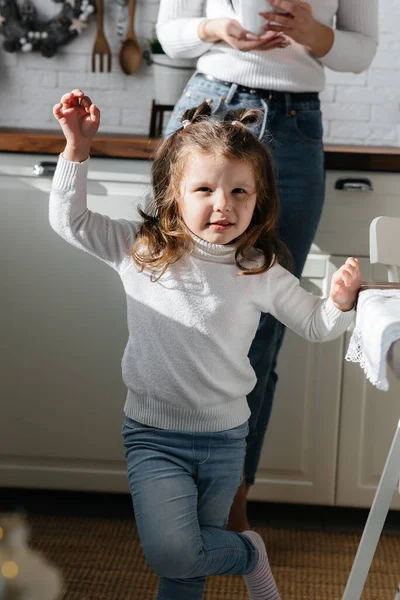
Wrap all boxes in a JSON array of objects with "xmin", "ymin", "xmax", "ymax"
[{"xmin": 149, "ymin": 101, "xmax": 175, "ymax": 138}]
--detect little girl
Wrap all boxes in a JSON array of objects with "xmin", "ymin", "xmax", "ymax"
[{"xmin": 50, "ymin": 88, "xmax": 361, "ymax": 600}]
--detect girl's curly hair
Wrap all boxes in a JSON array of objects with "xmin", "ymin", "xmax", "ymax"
[{"xmin": 131, "ymin": 101, "xmax": 291, "ymax": 280}]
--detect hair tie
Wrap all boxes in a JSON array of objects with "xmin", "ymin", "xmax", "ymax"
[
  {"xmin": 231, "ymin": 120, "xmax": 240, "ymax": 125},
  {"xmin": 182, "ymin": 120, "xmax": 192, "ymax": 129}
]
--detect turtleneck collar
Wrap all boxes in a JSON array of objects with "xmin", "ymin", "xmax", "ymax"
[{"xmin": 190, "ymin": 232, "xmax": 237, "ymax": 263}]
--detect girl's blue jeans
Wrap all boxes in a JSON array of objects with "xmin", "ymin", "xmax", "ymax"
[
  {"xmin": 122, "ymin": 417, "xmax": 258, "ymax": 600},
  {"xmin": 165, "ymin": 72, "xmax": 326, "ymax": 486}
]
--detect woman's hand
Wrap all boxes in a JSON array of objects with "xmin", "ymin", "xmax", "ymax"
[
  {"xmin": 199, "ymin": 18, "xmax": 290, "ymax": 52},
  {"xmin": 53, "ymin": 89, "xmax": 100, "ymax": 162},
  {"xmin": 260, "ymin": 0, "xmax": 334, "ymax": 57},
  {"xmin": 330, "ymin": 258, "xmax": 362, "ymax": 312}
]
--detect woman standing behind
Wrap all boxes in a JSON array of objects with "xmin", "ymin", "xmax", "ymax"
[{"xmin": 156, "ymin": 0, "xmax": 378, "ymax": 532}]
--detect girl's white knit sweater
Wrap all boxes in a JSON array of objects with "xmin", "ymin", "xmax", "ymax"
[
  {"xmin": 156, "ymin": 0, "xmax": 378, "ymax": 92},
  {"xmin": 49, "ymin": 155, "xmax": 354, "ymax": 432}
]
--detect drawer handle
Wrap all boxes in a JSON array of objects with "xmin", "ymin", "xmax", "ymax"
[
  {"xmin": 33, "ymin": 161, "xmax": 57, "ymax": 177},
  {"xmin": 335, "ymin": 177, "xmax": 373, "ymax": 192}
]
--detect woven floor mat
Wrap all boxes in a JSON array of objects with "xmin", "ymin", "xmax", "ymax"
[{"xmin": 26, "ymin": 513, "xmax": 400, "ymax": 599}]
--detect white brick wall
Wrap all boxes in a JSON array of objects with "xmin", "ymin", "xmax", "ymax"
[{"xmin": 0, "ymin": 0, "xmax": 398, "ymax": 146}]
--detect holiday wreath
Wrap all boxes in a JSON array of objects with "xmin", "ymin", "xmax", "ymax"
[{"xmin": 0, "ymin": 0, "xmax": 96, "ymax": 57}]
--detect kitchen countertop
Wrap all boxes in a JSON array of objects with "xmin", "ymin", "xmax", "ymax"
[{"xmin": 0, "ymin": 128, "xmax": 399, "ymax": 171}]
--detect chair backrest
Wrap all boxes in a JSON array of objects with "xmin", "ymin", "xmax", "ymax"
[{"xmin": 370, "ymin": 216, "xmax": 400, "ymax": 283}]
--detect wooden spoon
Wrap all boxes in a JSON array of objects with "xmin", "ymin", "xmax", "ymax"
[{"xmin": 119, "ymin": 0, "xmax": 141, "ymax": 75}]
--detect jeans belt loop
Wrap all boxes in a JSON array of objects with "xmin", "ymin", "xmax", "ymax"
[
  {"xmin": 226, "ymin": 83, "xmax": 238, "ymax": 104},
  {"xmin": 284, "ymin": 92, "xmax": 292, "ymax": 116}
]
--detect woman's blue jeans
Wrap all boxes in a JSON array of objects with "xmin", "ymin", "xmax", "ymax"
[
  {"xmin": 122, "ymin": 417, "xmax": 258, "ymax": 599},
  {"xmin": 165, "ymin": 73, "xmax": 326, "ymax": 485}
]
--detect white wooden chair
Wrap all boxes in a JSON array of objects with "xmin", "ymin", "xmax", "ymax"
[
  {"xmin": 342, "ymin": 216, "xmax": 400, "ymax": 600},
  {"xmin": 371, "ymin": 217, "xmax": 400, "ymax": 283}
]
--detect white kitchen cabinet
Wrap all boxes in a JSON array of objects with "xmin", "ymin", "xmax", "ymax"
[
  {"xmin": 249, "ymin": 255, "xmax": 346, "ymax": 506},
  {"xmin": 252, "ymin": 169, "xmax": 400, "ymax": 508},
  {"xmin": 0, "ymin": 153, "xmax": 150, "ymax": 492},
  {"xmin": 312, "ymin": 170, "xmax": 400, "ymax": 258}
]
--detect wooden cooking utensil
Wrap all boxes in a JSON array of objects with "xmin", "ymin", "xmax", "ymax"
[
  {"xmin": 91, "ymin": 0, "xmax": 112, "ymax": 72},
  {"xmin": 119, "ymin": 0, "xmax": 141, "ymax": 75}
]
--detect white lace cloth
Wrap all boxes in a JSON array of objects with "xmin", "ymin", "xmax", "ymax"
[{"xmin": 345, "ymin": 289, "xmax": 400, "ymax": 391}]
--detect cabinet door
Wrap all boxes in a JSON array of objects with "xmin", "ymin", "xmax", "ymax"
[
  {"xmin": 336, "ymin": 258, "xmax": 400, "ymax": 509},
  {"xmin": 249, "ymin": 255, "xmax": 345, "ymax": 506},
  {"xmin": 0, "ymin": 159, "xmax": 149, "ymax": 492},
  {"xmin": 313, "ymin": 171, "xmax": 400, "ymax": 257}
]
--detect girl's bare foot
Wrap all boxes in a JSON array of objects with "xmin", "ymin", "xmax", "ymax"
[{"xmin": 226, "ymin": 477, "xmax": 251, "ymax": 532}]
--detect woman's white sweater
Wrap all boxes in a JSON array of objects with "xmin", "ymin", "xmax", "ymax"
[
  {"xmin": 49, "ymin": 155, "xmax": 354, "ymax": 432},
  {"xmin": 156, "ymin": 0, "xmax": 378, "ymax": 92}
]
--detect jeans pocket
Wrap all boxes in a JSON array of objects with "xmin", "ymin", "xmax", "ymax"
[
  {"xmin": 165, "ymin": 79, "xmax": 228, "ymax": 138},
  {"xmin": 292, "ymin": 109, "xmax": 323, "ymax": 145},
  {"xmin": 221, "ymin": 421, "xmax": 249, "ymax": 441}
]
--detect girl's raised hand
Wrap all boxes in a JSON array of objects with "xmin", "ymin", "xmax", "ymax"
[
  {"xmin": 53, "ymin": 89, "xmax": 100, "ymax": 161},
  {"xmin": 330, "ymin": 258, "xmax": 362, "ymax": 312}
]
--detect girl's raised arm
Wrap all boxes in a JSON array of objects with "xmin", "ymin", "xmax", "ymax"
[{"xmin": 50, "ymin": 90, "xmax": 140, "ymax": 272}]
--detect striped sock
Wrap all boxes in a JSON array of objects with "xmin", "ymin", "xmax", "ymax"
[{"xmin": 242, "ymin": 530, "xmax": 280, "ymax": 600}]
